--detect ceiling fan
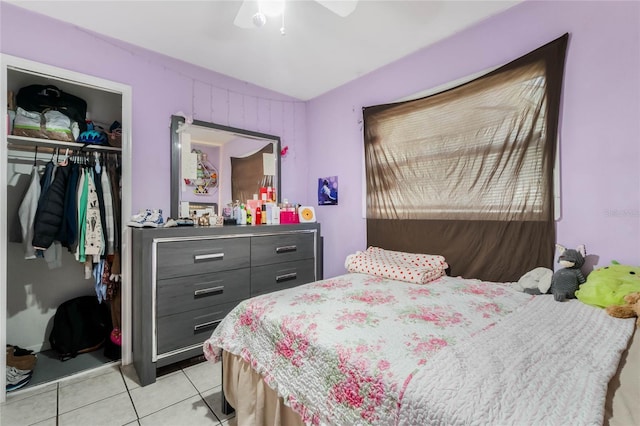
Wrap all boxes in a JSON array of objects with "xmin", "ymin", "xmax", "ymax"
[{"xmin": 234, "ymin": 0, "xmax": 359, "ymax": 33}]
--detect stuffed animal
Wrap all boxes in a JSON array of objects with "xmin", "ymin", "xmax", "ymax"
[
  {"xmin": 605, "ymin": 292, "xmax": 640, "ymax": 327},
  {"xmin": 522, "ymin": 245, "xmax": 585, "ymax": 301},
  {"xmin": 549, "ymin": 244, "xmax": 586, "ymax": 301},
  {"xmin": 575, "ymin": 261, "xmax": 640, "ymax": 308},
  {"xmin": 518, "ymin": 267, "xmax": 553, "ymax": 294}
]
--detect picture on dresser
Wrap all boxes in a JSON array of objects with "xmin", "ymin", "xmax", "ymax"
[{"xmin": 318, "ymin": 175, "xmax": 338, "ymax": 205}]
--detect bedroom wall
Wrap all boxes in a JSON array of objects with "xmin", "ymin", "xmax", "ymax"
[
  {"xmin": 3, "ymin": 2, "xmax": 639, "ymax": 281},
  {"xmin": 0, "ymin": 2, "xmax": 310, "ymax": 214},
  {"xmin": 307, "ymin": 0, "xmax": 640, "ymax": 278}
]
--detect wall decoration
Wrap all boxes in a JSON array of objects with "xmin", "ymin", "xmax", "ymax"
[{"xmin": 318, "ymin": 175, "xmax": 338, "ymax": 205}]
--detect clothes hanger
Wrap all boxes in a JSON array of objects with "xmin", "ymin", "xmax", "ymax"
[
  {"xmin": 59, "ymin": 148, "xmax": 70, "ymax": 166},
  {"xmin": 33, "ymin": 146, "xmax": 38, "ymax": 166},
  {"xmin": 94, "ymin": 151, "xmax": 101, "ymax": 173}
]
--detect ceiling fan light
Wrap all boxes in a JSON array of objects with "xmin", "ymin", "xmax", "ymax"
[
  {"xmin": 252, "ymin": 11, "xmax": 267, "ymax": 27},
  {"xmin": 258, "ymin": 0, "xmax": 285, "ymax": 17}
]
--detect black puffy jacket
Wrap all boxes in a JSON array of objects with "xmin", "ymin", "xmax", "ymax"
[{"xmin": 32, "ymin": 162, "xmax": 72, "ymax": 249}]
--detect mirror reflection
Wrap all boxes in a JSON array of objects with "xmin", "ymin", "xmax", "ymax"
[{"xmin": 170, "ymin": 116, "xmax": 281, "ymax": 219}]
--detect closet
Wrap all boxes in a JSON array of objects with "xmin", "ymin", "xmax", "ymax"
[{"xmin": 1, "ymin": 54, "xmax": 132, "ymax": 402}]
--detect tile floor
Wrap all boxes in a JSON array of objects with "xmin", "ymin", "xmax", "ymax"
[{"xmin": 0, "ymin": 360, "xmax": 237, "ymax": 426}]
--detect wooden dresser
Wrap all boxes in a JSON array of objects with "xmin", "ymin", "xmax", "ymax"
[{"xmin": 131, "ymin": 223, "xmax": 322, "ymax": 386}]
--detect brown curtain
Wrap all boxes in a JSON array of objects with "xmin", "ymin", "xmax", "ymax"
[
  {"xmin": 231, "ymin": 144, "xmax": 273, "ymax": 203},
  {"xmin": 363, "ymin": 34, "xmax": 568, "ymax": 282}
]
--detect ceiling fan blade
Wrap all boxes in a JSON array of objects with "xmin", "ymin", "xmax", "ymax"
[
  {"xmin": 315, "ymin": 0, "xmax": 358, "ymax": 17},
  {"xmin": 234, "ymin": 0, "xmax": 259, "ymax": 29}
]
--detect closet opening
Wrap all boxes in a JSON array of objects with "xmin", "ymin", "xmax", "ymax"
[
  {"xmin": 6, "ymin": 144, "xmax": 123, "ymax": 391},
  {"xmin": 2, "ymin": 55, "xmax": 132, "ymax": 400}
]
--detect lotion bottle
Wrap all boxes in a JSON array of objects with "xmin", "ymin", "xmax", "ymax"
[{"xmin": 240, "ymin": 204, "xmax": 247, "ymax": 225}]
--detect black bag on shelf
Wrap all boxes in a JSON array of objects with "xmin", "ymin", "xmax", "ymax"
[
  {"xmin": 48, "ymin": 296, "xmax": 111, "ymax": 361},
  {"xmin": 16, "ymin": 84, "xmax": 88, "ymax": 132}
]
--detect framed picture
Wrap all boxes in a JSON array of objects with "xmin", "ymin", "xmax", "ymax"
[{"xmin": 318, "ymin": 176, "xmax": 338, "ymax": 205}]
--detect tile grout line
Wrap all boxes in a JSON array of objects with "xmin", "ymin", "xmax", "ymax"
[
  {"xmin": 120, "ymin": 366, "xmax": 141, "ymax": 423},
  {"xmin": 182, "ymin": 366, "xmax": 223, "ymax": 426},
  {"xmin": 56, "ymin": 382, "xmax": 59, "ymax": 426},
  {"xmin": 130, "ymin": 370, "xmax": 206, "ymax": 423}
]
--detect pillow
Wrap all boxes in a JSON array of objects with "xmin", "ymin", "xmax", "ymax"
[
  {"xmin": 365, "ymin": 246, "xmax": 447, "ymax": 270},
  {"xmin": 346, "ymin": 247, "xmax": 448, "ymax": 284}
]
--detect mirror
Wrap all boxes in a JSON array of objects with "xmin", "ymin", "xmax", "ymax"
[{"xmin": 170, "ymin": 115, "xmax": 281, "ymax": 219}]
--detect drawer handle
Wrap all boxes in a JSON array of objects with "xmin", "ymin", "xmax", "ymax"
[
  {"xmin": 276, "ymin": 272, "xmax": 297, "ymax": 283},
  {"xmin": 276, "ymin": 245, "xmax": 297, "ymax": 253},
  {"xmin": 194, "ymin": 252, "xmax": 224, "ymax": 262},
  {"xmin": 194, "ymin": 286, "xmax": 224, "ymax": 297},
  {"xmin": 194, "ymin": 319, "xmax": 222, "ymax": 332}
]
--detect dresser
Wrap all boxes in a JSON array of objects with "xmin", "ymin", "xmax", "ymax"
[{"xmin": 131, "ymin": 223, "xmax": 322, "ymax": 386}]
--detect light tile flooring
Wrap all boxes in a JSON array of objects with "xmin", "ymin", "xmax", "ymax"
[{"xmin": 0, "ymin": 360, "xmax": 237, "ymax": 426}]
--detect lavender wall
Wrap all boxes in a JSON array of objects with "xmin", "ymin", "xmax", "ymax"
[
  {"xmin": 307, "ymin": 0, "xmax": 640, "ymax": 278},
  {"xmin": 1, "ymin": 2, "xmax": 310, "ymax": 215}
]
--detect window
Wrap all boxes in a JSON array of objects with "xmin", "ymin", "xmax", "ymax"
[
  {"xmin": 365, "ymin": 62, "xmax": 550, "ymax": 222},
  {"xmin": 362, "ymin": 34, "xmax": 568, "ymax": 282}
]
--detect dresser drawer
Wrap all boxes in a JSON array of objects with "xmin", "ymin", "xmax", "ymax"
[
  {"xmin": 251, "ymin": 232, "xmax": 316, "ymax": 267},
  {"xmin": 251, "ymin": 258, "xmax": 316, "ymax": 296},
  {"xmin": 156, "ymin": 301, "xmax": 239, "ymax": 355},
  {"xmin": 157, "ymin": 269, "xmax": 250, "ymax": 317},
  {"xmin": 156, "ymin": 237, "xmax": 250, "ymax": 279}
]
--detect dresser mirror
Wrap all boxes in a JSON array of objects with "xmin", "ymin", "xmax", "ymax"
[{"xmin": 170, "ymin": 115, "xmax": 281, "ymax": 219}]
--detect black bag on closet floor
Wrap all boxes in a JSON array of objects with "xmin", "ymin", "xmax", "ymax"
[
  {"xmin": 16, "ymin": 84, "xmax": 88, "ymax": 132},
  {"xmin": 49, "ymin": 296, "xmax": 111, "ymax": 361}
]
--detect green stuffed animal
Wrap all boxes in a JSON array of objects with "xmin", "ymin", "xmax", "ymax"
[{"xmin": 575, "ymin": 261, "xmax": 640, "ymax": 308}]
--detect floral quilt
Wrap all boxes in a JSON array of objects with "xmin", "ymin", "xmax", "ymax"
[{"xmin": 204, "ymin": 273, "xmax": 534, "ymax": 425}]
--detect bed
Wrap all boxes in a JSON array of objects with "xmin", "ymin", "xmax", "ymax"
[{"xmin": 203, "ymin": 251, "xmax": 638, "ymax": 426}]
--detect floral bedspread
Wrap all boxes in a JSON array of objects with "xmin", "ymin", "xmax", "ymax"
[{"xmin": 204, "ymin": 273, "xmax": 533, "ymax": 425}]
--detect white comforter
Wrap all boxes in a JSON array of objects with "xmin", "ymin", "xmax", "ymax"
[{"xmin": 399, "ymin": 296, "xmax": 635, "ymax": 425}]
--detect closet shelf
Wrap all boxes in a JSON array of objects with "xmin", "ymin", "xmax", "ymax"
[{"xmin": 7, "ymin": 135, "xmax": 122, "ymax": 152}]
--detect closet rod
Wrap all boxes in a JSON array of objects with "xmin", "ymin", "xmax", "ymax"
[
  {"xmin": 7, "ymin": 148, "xmax": 51, "ymax": 162},
  {"xmin": 7, "ymin": 135, "xmax": 121, "ymax": 153}
]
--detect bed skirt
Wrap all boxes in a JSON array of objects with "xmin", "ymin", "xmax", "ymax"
[
  {"xmin": 222, "ymin": 328, "xmax": 638, "ymax": 426},
  {"xmin": 222, "ymin": 350, "xmax": 303, "ymax": 426}
]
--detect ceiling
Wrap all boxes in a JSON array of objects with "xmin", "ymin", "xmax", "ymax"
[{"xmin": 6, "ymin": 0, "xmax": 522, "ymax": 101}]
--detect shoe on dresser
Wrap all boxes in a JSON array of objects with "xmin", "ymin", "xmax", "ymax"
[
  {"xmin": 127, "ymin": 209, "xmax": 152, "ymax": 228},
  {"xmin": 143, "ymin": 209, "xmax": 164, "ymax": 227}
]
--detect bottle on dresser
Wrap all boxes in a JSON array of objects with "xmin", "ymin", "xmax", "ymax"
[{"xmin": 255, "ymin": 205, "xmax": 262, "ymax": 225}]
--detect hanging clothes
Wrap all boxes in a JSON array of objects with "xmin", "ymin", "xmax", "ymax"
[
  {"xmin": 76, "ymin": 168, "xmax": 88, "ymax": 263},
  {"xmin": 32, "ymin": 158, "xmax": 56, "ymax": 257},
  {"xmin": 37, "ymin": 160, "xmax": 55, "ymax": 207},
  {"xmin": 92, "ymin": 157, "xmax": 108, "ymax": 257},
  {"xmin": 32, "ymin": 161, "xmax": 72, "ymax": 250},
  {"xmin": 16, "ymin": 147, "xmax": 122, "ymax": 278},
  {"xmin": 101, "ymin": 166, "xmax": 116, "ymax": 255},
  {"xmin": 57, "ymin": 161, "xmax": 80, "ymax": 252},
  {"xmin": 92, "ymin": 259, "xmax": 107, "ymax": 303},
  {"xmin": 83, "ymin": 169, "xmax": 104, "ymax": 259},
  {"xmin": 108, "ymin": 158, "xmax": 121, "ymax": 253},
  {"xmin": 17, "ymin": 165, "xmax": 42, "ymax": 260}
]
